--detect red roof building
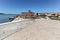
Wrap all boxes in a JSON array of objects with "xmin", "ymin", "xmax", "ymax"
[{"xmin": 20, "ymin": 10, "xmax": 36, "ymax": 19}]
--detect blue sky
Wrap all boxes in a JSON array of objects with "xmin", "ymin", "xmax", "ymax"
[{"xmin": 0, "ymin": 0, "xmax": 60, "ymax": 14}]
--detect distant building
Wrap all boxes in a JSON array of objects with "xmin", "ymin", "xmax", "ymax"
[{"xmin": 20, "ymin": 10, "xmax": 36, "ymax": 19}]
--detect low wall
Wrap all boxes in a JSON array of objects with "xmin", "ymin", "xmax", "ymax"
[{"xmin": 0, "ymin": 19, "xmax": 34, "ymax": 40}]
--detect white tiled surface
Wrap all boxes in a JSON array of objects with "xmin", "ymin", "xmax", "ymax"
[{"xmin": 3, "ymin": 19, "xmax": 60, "ymax": 40}]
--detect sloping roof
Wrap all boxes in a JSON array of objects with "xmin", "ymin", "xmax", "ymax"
[{"xmin": 21, "ymin": 10, "xmax": 35, "ymax": 15}]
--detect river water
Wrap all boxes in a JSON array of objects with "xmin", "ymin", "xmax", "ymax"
[{"xmin": 0, "ymin": 14, "xmax": 17, "ymax": 23}]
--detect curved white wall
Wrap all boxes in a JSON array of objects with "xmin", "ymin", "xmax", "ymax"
[{"xmin": 0, "ymin": 19, "xmax": 34, "ymax": 40}]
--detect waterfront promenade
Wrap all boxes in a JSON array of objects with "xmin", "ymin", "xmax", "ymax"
[
  {"xmin": 2, "ymin": 19, "xmax": 60, "ymax": 40},
  {"xmin": 0, "ymin": 19, "xmax": 34, "ymax": 40}
]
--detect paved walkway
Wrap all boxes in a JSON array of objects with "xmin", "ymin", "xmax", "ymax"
[{"xmin": 3, "ymin": 19, "xmax": 60, "ymax": 40}]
